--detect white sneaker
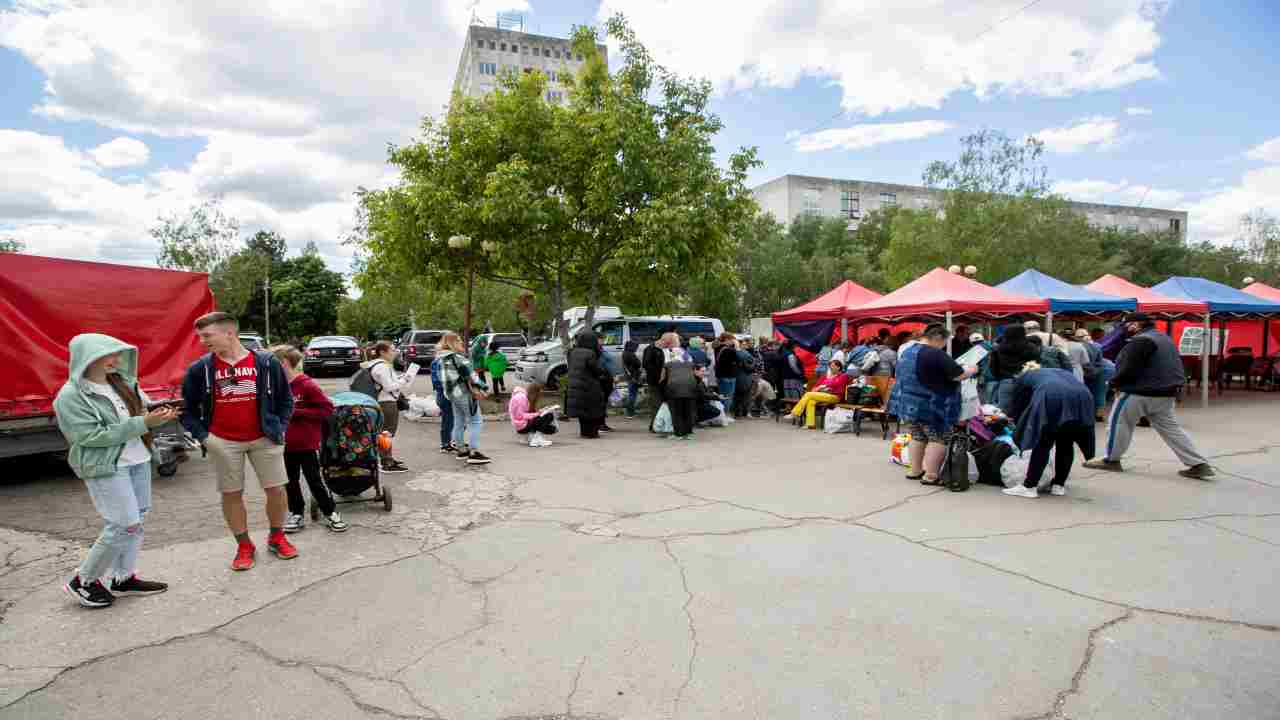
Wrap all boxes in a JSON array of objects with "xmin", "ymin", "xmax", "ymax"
[
  {"xmin": 535, "ymin": 433, "xmax": 553, "ymax": 447},
  {"xmin": 1002, "ymin": 486, "xmax": 1039, "ymax": 499},
  {"xmin": 284, "ymin": 513, "xmax": 304, "ymax": 533},
  {"xmin": 1049, "ymin": 485, "xmax": 1067, "ymax": 496}
]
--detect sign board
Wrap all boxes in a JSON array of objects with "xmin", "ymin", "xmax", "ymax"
[{"xmin": 1178, "ymin": 327, "xmax": 1229, "ymax": 356}]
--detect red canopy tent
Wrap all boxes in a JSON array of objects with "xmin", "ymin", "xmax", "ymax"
[
  {"xmin": 771, "ymin": 280, "xmax": 881, "ymax": 323},
  {"xmin": 1085, "ymin": 274, "xmax": 1208, "ymax": 316},
  {"xmin": 1244, "ymin": 281, "xmax": 1280, "ymax": 303},
  {"xmin": 846, "ymin": 267, "xmax": 1049, "ymax": 323}
]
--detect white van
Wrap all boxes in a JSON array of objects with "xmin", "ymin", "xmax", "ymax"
[
  {"xmin": 515, "ymin": 307, "xmax": 624, "ymax": 390},
  {"xmin": 592, "ymin": 316, "xmax": 725, "ymax": 369}
]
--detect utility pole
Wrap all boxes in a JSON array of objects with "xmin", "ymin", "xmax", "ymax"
[{"xmin": 263, "ymin": 267, "xmax": 271, "ymax": 344}]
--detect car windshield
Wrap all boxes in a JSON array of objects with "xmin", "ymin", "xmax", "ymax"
[
  {"xmin": 308, "ymin": 337, "xmax": 356, "ymax": 348},
  {"xmin": 414, "ymin": 332, "xmax": 443, "ymax": 344}
]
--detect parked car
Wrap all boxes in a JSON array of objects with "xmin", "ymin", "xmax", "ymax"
[
  {"xmin": 304, "ymin": 336, "xmax": 362, "ymax": 376},
  {"xmin": 396, "ymin": 329, "xmax": 448, "ymax": 368},
  {"xmin": 239, "ymin": 334, "xmax": 265, "ymax": 351},
  {"xmin": 516, "ymin": 315, "xmax": 723, "ymax": 390},
  {"xmin": 469, "ymin": 332, "xmax": 527, "ymax": 366}
]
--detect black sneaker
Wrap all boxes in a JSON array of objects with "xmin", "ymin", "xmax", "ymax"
[
  {"xmin": 380, "ymin": 461, "xmax": 408, "ymax": 474},
  {"xmin": 1178, "ymin": 463, "xmax": 1216, "ymax": 480},
  {"xmin": 439, "ymin": 445, "xmax": 454, "ymax": 454},
  {"xmin": 455, "ymin": 447, "xmax": 470, "ymax": 460},
  {"xmin": 1083, "ymin": 459, "xmax": 1124, "ymax": 472},
  {"xmin": 599, "ymin": 425, "xmax": 614, "ymax": 433},
  {"xmin": 466, "ymin": 451, "xmax": 492, "ymax": 465},
  {"xmin": 64, "ymin": 576, "xmax": 113, "ymax": 608},
  {"xmin": 110, "ymin": 575, "xmax": 169, "ymax": 596}
]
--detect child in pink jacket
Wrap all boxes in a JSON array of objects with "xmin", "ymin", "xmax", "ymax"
[{"xmin": 508, "ymin": 383, "xmax": 558, "ymax": 448}]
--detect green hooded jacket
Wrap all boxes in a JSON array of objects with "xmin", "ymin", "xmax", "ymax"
[{"xmin": 53, "ymin": 334, "xmax": 152, "ymax": 480}]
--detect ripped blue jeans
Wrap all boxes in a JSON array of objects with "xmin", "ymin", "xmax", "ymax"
[{"xmin": 78, "ymin": 462, "xmax": 151, "ymax": 583}]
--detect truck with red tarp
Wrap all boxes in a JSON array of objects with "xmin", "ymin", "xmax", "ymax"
[{"xmin": 0, "ymin": 254, "xmax": 216, "ymax": 467}]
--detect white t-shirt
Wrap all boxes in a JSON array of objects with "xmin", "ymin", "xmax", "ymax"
[{"xmin": 86, "ymin": 381, "xmax": 151, "ymax": 467}]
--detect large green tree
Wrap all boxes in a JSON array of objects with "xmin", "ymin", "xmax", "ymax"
[
  {"xmin": 354, "ymin": 14, "xmax": 759, "ymax": 342},
  {"xmin": 0, "ymin": 237, "xmax": 24, "ymax": 253},
  {"xmin": 270, "ymin": 254, "xmax": 347, "ymax": 340}
]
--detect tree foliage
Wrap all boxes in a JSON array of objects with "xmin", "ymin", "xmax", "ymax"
[
  {"xmin": 352, "ymin": 14, "xmax": 759, "ymax": 342},
  {"xmin": 0, "ymin": 237, "xmax": 24, "ymax": 253},
  {"xmin": 153, "ymin": 200, "xmax": 239, "ymax": 273}
]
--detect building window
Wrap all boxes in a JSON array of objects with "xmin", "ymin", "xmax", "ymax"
[
  {"xmin": 479, "ymin": 62, "xmax": 497, "ymax": 76},
  {"xmin": 1170, "ymin": 218, "xmax": 1181, "ymax": 233},
  {"xmin": 803, "ymin": 188, "xmax": 822, "ymax": 217},
  {"xmin": 554, "ymin": 49, "xmax": 561, "ymax": 58},
  {"xmin": 840, "ymin": 190, "xmax": 860, "ymax": 218},
  {"xmin": 522, "ymin": 46, "xmax": 528, "ymax": 54},
  {"xmin": 512, "ymin": 45, "xmax": 519, "ymax": 53},
  {"xmin": 879, "ymin": 192, "xmax": 897, "ymax": 207},
  {"xmin": 544, "ymin": 48, "xmax": 551, "ymax": 57},
  {"xmin": 489, "ymin": 41, "xmax": 496, "ymax": 50},
  {"xmin": 522, "ymin": 67, "xmax": 532, "ymax": 74},
  {"xmin": 501, "ymin": 42, "xmax": 507, "ymax": 51}
]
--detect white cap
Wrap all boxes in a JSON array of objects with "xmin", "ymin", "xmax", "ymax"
[
  {"xmin": 969, "ymin": 332, "xmax": 984, "ymax": 343},
  {"xmin": 1023, "ymin": 320, "xmax": 1041, "ymax": 331}
]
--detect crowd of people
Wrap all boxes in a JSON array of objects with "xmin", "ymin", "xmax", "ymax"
[{"xmin": 53, "ymin": 310, "xmax": 1216, "ymax": 611}]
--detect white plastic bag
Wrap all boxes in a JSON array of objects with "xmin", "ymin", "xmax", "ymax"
[
  {"xmin": 653, "ymin": 403, "xmax": 674, "ymax": 434},
  {"xmin": 608, "ymin": 386, "xmax": 626, "ymax": 408},
  {"xmin": 405, "ymin": 394, "xmax": 439, "ymax": 419},
  {"xmin": 823, "ymin": 407, "xmax": 856, "ymax": 434},
  {"xmin": 999, "ymin": 454, "xmax": 1029, "ymax": 489},
  {"xmin": 968, "ymin": 452, "xmax": 980, "ymax": 483},
  {"xmin": 706, "ymin": 400, "xmax": 732, "ymax": 427}
]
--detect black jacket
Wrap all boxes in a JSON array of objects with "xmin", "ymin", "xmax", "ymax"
[
  {"xmin": 642, "ymin": 344, "xmax": 665, "ymax": 386},
  {"xmin": 715, "ymin": 345, "xmax": 740, "ymax": 379},
  {"xmin": 991, "ymin": 325, "xmax": 1040, "ymax": 380},
  {"xmin": 566, "ymin": 332, "xmax": 611, "ymax": 419},
  {"xmin": 622, "ymin": 341, "xmax": 643, "ymax": 384},
  {"xmin": 1112, "ymin": 329, "xmax": 1185, "ymax": 397},
  {"xmin": 181, "ymin": 350, "xmax": 294, "ymax": 444}
]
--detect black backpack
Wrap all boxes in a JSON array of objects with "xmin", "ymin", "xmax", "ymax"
[
  {"xmin": 940, "ymin": 433, "xmax": 972, "ymax": 492},
  {"xmin": 349, "ymin": 361, "xmax": 384, "ymax": 400},
  {"xmin": 664, "ymin": 360, "xmax": 698, "ymax": 399}
]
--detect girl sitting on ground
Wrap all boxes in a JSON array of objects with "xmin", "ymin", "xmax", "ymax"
[{"xmin": 508, "ymin": 382, "xmax": 558, "ymax": 448}]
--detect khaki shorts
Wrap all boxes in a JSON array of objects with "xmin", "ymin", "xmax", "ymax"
[{"xmin": 205, "ymin": 435, "xmax": 288, "ymax": 494}]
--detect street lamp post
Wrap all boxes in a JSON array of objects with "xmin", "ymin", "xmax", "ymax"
[{"xmin": 448, "ymin": 235, "xmax": 497, "ymax": 344}]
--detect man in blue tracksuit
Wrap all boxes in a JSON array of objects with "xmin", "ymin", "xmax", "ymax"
[{"xmin": 1084, "ymin": 313, "xmax": 1214, "ymax": 480}]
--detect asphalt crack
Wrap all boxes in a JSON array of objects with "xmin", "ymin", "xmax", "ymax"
[
  {"xmin": 662, "ymin": 541, "xmax": 699, "ymax": 718},
  {"xmin": 565, "ymin": 654, "xmax": 588, "ymax": 717},
  {"xmin": 1019, "ymin": 610, "xmax": 1134, "ymax": 720}
]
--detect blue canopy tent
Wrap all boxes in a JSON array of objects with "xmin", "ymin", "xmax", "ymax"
[
  {"xmin": 997, "ymin": 269, "xmax": 1137, "ymax": 329},
  {"xmin": 1150, "ymin": 277, "xmax": 1280, "ymax": 405}
]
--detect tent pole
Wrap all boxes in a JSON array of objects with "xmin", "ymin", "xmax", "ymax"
[
  {"xmin": 1046, "ymin": 309, "xmax": 1054, "ymax": 335},
  {"xmin": 1201, "ymin": 312, "xmax": 1210, "ymax": 409},
  {"xmin": 841, "ymin": 318, "xmax": 848, "ymax": 344},
  {"xmin": 945, "ymin": 311, "xmax": 953, "ymax": 354},
  {"xmin": 1264, "ymin": 318, "xmax": 1271, "ymax": 358}
]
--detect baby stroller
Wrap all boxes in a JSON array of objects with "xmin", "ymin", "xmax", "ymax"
[{"xmin": 311, "ymin": 391, "xmax": 392, "ymax": 521}]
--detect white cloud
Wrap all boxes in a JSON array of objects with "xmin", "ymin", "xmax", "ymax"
[
  {"xmin": 1245, "ymin": 137, "xmax": 1280, "ymax": 163},
  {"xmin": 1124, "ymin": 106, "xmax": 1152, "ymax": 116},
  {"xmin": 1034, "ymin": 116, "xmax": 1121, "ymax": 153},
  {"xmin": 791, "ymin": 120, "xmax": 952, "ymax": 153},
  {"xmin": 1053, "ymin": 178, "xmax": 1186, "ymax": 209},
  {"xmin": 1186, "ymin": 165, "xmax": 1280, "ymax": 245},
  {"xmin": 596, "ymin": 0, "xmax": 1166, "ymax": 116},
  {"xmin": 0, "ymin": 0, "xmax": 512, "ymax": 273},
  {"xmin": 88, "ymin": 137, "xmax": 150, "ymax": 168}
]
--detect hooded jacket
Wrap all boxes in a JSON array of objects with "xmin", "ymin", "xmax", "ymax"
[
  {"xmin": 180, "ymin": 349, "xmax": 293, "ymax": 444},
  {"xmin": 566, "ymin": 331, "xmax": 610, "ymax": 419},
  {"xmin": 53, "ymin": 334, "xmax": 153, "ymax": 480},
  {"xmin": 991, "ymin": 325, "xmax": 1041, "ymax": 380}
]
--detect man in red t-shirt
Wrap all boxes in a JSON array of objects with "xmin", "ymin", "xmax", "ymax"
[{"xmin": 181, "ymin": 313, "xmax": 297, "ymax": 571}]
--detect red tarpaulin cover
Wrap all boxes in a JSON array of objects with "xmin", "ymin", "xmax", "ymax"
[
  {"xmin": 847, "ymin": 267, "xmax": 1049, "ymax": 322},
  {"xmin": 1244, "ymin": 282, "xmax": 1280, "ymax": 303},
  {"xmin": 772, "ymin": 280, "xmax": 882, "ymax": 323},
  {"xmin": 1085, "ymin": 274, "xmax": 1207, "ymax": 316},
  {"xmin": 0, "ymin": 255, "xmax": 215, "ymax": 419}
]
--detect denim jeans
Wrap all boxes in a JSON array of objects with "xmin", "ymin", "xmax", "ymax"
[
  {"xmin": 717, "ymin": 378, "xmax": 737, "ymax": 412},
  {"xmin": 438, "ymin": 395, "xmax": 454, "ymax": 448},
  {"xmin": 451, "ymin": 396, "xmax": 483, "ymax": 451},
  {"xmin": 79, "ymin": 461, "xmax": 151, "ymax": 582},
  {"xmin": 625, "ymin": 382, "xmax": 639, "ymax": 417},
  {"xmin": 1090, "ymin": 360, "xmax": 1116, "ymax": 412}
]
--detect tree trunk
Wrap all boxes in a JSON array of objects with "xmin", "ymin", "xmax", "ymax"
[{"xmin": 464, "ymin": 262, "xmax": 476, "ymax": 344}]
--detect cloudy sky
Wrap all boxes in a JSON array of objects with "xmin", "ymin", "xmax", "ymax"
[{"xmin": 2, "ymin": 0, "xmax": 1278, "ymax": 281}]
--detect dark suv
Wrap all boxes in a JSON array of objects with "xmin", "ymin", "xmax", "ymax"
[{"xmin": 397, "ymin": 329, "xmax": 448, "ymax": 367}]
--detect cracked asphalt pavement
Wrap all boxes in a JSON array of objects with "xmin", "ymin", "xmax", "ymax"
[{"xmin": 2, "ymin": 387, "xmax": 1279, "ymax": 719}]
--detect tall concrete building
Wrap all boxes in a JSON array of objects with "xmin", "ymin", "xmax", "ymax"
[
  {"xmin": 452, "ymin": 18, "xmax": 608, "ymax": 106},
  {"xmin": 752, "ymin": 174, "xmax": 1188, "ymax": 237}
]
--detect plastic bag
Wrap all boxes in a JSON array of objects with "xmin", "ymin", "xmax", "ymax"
[
  {"xmin": 999, "ymin": 454, "xmax": 1030, "ymax": 489},
  {"xmin": 405, "ymin": 394, "xmax": 440, "ymax": 419},
  {"xmin": 890, "ymin": 433, "xmax": 912, "ymax": 465},
  {"xmin": 608, "ymin": 386, "xmax": 626, "ymax": 408},
  {"xmin": 823, "ymin": 407, "xmax": 856, "ymax": 434},
  {"xmin": 653, "ymin": 403, "xmax": 674, "ymax": 434},
  {"xmin": 705, "ymin": 400, "xmax": 732, "ymax": 427}
]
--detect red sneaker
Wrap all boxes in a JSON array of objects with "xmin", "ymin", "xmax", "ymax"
[
  {"xmin": 267, "ymin": 532, "xmax": 298, "ymax": 560},
  {"xmin": 231, "ymin": 542, "xmax": 256, "ymax": 571}
]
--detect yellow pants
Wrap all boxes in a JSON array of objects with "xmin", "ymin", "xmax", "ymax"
[{"xmin": 790, "ymin": 392, "xmax": 839, "ymax": 428}]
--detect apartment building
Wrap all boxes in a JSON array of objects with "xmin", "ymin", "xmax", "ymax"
[
  {"xmin": 452, "ymin": 23, "xmax": 608, "ymax": 106},
  {"xmin": 752, "ymin": 174, "xmax": 1188, "ymax": 237}
]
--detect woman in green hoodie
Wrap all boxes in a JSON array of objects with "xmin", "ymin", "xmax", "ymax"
[{"xmin": 54, "ymin": 334, "xmax": 177, "ymax": 609}]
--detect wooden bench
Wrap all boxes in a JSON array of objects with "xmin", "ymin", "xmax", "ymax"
[
  {"xmin": 833, "ymin": 376, "xmax": 897, "ymax": 439},
  {"xmin": 774, "ymin": 378, "xmax": 816, "ymax": 424}
]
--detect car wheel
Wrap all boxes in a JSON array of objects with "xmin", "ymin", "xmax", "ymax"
[{"xmin": 546, "ymin": 367, "xmax": 566, "ymax": 391}]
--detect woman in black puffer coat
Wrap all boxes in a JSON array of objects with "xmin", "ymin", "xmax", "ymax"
[{"xmin": 566, "ymin": 331, "xmax": 611, "ymax": 438}]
